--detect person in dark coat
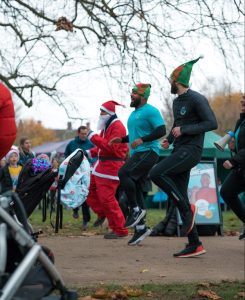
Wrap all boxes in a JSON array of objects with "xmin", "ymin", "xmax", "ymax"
[
  {"xmin": 220, "ymin": 94, "xmax": 245, "ymax": 240},
  {"xmin": 150, "ymin": 56, "xmax": 218, "ymax": 257}
]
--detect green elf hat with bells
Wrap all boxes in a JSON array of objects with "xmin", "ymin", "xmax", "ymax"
[
  {"xmin": 132, "ymin": 83, "xmax": 151, "ymax": 99},
  {"xmin": 170, "ymin": 55, "xmax": 204, "ymax": 87}
]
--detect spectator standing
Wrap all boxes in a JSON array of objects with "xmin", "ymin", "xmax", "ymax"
[
  {"xmin": 64, "ymin": 125, "xmax": 94, "ymax": 230},
  {"xmin": 150, "ymin": 56, "xmax": 218, "ymax": 257},
  {"xmin": 18, "ymin": 137, "xmax": 35, "ymax": 166},
  {"xmin": 86, "ymin": 100, "xmax": 129, "ymax": 239},
  {"xmin": 110, "ymin": 84, "xmax": 166, "ymax": 245},
  {"xmin": 0, "ymin": 159, "xmax": 6, "ymax": 169}
]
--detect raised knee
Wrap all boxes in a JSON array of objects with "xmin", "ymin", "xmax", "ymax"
[
  {"xmin": 149, "ymin": 168, "xmax": 160, "ymax": 183},
  {"xmin": 220, "ymin": 185, "xmax": 233, "ymax": 199}
]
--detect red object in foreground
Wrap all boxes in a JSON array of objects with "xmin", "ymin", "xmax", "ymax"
[{"xmin": 0, "ymin": 83, "xmax": 17, "ymax": 160}]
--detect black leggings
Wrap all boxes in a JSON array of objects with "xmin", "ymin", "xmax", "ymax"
[
  {"xmin": 73, "ymin": 201, "xmax": 91, "ymax": 223},
  {"xmin": 149, "ymin": 145, "xmax": 202, "ymax": 244},
  {"xmin": 118, "ymin": 150, "xmax": 159, "ymax": 210},
  {"xmin": 220, "ymin": 169, "xmax": 245, "ymax": 223}
]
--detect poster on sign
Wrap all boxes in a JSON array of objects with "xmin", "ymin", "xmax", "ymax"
[{"xmin": 177, "ymin": 161, "xmax": 222, "ymax": 225}]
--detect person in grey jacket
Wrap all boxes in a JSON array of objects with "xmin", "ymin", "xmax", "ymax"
[{"xmin": 150, "ymin": 56, "xmax": 218, "ymax": 258}]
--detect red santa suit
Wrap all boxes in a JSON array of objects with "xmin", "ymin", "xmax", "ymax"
[
  {"xmin": 87, "ymin": 101, "xmax": 128, "ymax": 236},
  {"xmin": 0, "ymin": 83, "xmax": 17, "ymax": 159}
]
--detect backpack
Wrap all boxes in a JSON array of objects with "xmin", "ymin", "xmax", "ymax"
[
  {"xmin": 16, "ymin": 159, "xmax": 57, "ymax": 217},
  {"xmin": 58, "ymin": 149, "xmax": 91, "ymax": 209}
]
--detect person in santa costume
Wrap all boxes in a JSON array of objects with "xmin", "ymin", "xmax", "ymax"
[{"xmin": 86, "ymin": 100, "xmax": 128, "ymax": 239}]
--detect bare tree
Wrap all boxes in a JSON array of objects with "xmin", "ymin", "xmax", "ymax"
[{"xmin": 0, "ymin": 0, "xmax": 244, "ymax": 119}]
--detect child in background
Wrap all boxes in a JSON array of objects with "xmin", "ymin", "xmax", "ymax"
[
  {"xmin": 51, "ymin": 157, "xmax": 59, "ymax": 172},
  {"xmin": 0, "ymin": 147, "xmax": 22, "ymax": 193}
]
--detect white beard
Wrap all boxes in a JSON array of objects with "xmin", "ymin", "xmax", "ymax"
[{"xmin": 97, "ymin": 115, "xmax": 111, "ymax": 130}]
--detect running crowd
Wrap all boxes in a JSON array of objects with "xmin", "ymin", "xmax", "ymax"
[{"xmin": 0, "ymin": 56, "xmax": 244, "ymax": 258}]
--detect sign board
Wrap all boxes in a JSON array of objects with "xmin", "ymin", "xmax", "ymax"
[{"xmin": 177, "ymin": 161, "xmax": 222, "ymax": 228}]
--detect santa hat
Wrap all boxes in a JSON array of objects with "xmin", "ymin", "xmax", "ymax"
[
  {"xmin": 132, "ymin": 83, "xmax": 151, "ymax": 99},
  {"xmin": 100, "ymin": 101, "xmax": 125, "ymax": 115},
  {"xmin": 170, "ymin": 55, "xmax": 204, "ymax": 87},
  {"xmin": 5, "ymin": 146, "xmax": 19, "ymax": 162}
]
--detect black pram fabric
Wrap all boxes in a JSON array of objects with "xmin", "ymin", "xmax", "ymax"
[{"xmin": 16, "ymin": 159, "xmax": 57, "ymax": 217}]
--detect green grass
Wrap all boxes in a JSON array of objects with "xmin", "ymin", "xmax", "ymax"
[
  {"xmin": 73, "ymin": 280, "xmax": 245, "ymax": 299},
  {"xmin": 29, "ymin": 208, "xmax": 243, "ymax": 236}
]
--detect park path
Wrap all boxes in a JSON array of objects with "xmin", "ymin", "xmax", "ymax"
[{"xmin": 40, "ymin": 235, "xmax": 245, "ymax": 286}]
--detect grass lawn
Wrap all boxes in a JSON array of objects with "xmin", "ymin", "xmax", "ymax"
[
  {"xmin": 75, "ymin": 281, "xmax": 245, "ymax": 300},
  {"xmin": 29, "ymin": 207, "xmax": 243, "ymax": 237}
]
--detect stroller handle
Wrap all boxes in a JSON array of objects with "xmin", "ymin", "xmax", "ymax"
[
  {"xmin": 0, "ymin": 191, "xmax": 29, "ymax": 233},
  {"xmin": 0, "ymin": 223, "xmax": 7, "ymax": 274}
]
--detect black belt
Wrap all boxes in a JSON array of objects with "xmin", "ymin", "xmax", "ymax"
[{"xmin": 99, "ymin": 156, "xmax": 125, "ymax": 161}]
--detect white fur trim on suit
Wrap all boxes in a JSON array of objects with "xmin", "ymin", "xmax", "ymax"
[
  {"xmin": 92, "ymin": 170, "xmax": 119, "ymax": 180},
  {"xmin": 87, "ymin": 131, "xmax": 96, "ymax": 140}
]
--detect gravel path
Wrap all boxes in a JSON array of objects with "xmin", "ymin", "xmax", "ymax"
[{"xmin": 39, "ymin": 235, "xmax": 245, "ymax": 286}]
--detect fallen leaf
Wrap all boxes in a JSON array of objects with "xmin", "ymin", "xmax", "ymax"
[
  {"xmin": 224, "ymin": 230, "xmax": 239, "ymax": 236},
  {"xmin": 237, "ymin": 291, "xmax": 245, "ymax": 297},
  {"xmin": 80, "ymin": 232, "xmax": 97, "ymax": 237},
  {"xmin": 146, "ymin": 291, "xmax": 154, "ymax": 297},
  {"xmin": 78, "ymin": 297, "xmax": 97, "ymax": 300},
  {"xmin": 92, "ymin": 287, "xmax": 110, "ymax": 299},
  {"xmin": 198, "ymin": 282, "xmax": 210, "ymax": 288},
  {"xmin": 197, "ymin": 289, "xmax": 221, "ymax": 300},
  {"xmin": 140, "ymin": 268, "xmax": 149, "ymax": 273},
  {"xmin": 110, "ymin": 291, "xmax": 128, "ymax": 299},
  {"xmin": 123, "ymin": 287, "xmax": 143, "ymax": 297}
]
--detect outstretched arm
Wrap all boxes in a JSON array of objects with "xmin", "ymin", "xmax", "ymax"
[{"xmin": 109, "ymin": 135, "xmax": 129, "ymax": 145}]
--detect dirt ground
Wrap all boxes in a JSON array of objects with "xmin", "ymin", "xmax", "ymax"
[{"xmin": 39, "ymin": 234, "xmax": 245, "ymax": 286}]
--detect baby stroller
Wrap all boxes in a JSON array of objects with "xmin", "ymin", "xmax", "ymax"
[
  {"xmin": 0, "ymin": 149, "xmax": 87, "ymax": 299},
  {"xmin": 0, "ymin": 191, "xmax": 77, "ymax": 300},
  {"xmin": 16, "ymin": 149, "xmax": 88, "ymax": 232}
]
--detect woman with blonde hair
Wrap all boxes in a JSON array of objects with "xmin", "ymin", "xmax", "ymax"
[{"xmin": 18, "ymin": 137, "xmax": 35, "ymax": 165}]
